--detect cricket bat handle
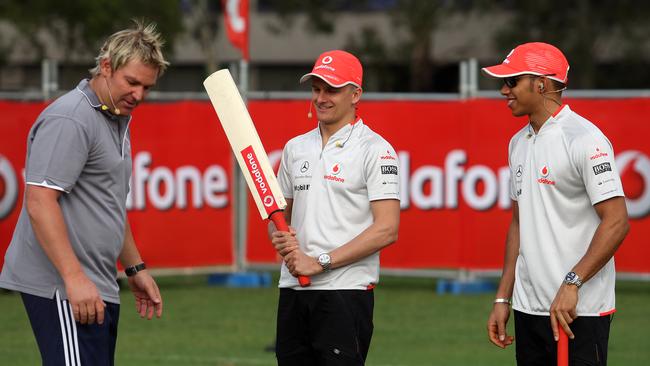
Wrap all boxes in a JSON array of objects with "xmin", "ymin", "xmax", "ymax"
[
  {"xmin": 558, "ymin": 327, "xmax": 568, "ymax": 366},
  {"xmin": 270, "ymin": 211, "xmax": 311, "ymax": 287}
]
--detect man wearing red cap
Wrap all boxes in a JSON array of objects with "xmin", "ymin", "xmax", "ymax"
[
  {"xmin": 483, "ymin": 42, "xmax": 629, "ymax": 365},
  {"xmin": 269, "ymin": 50, "xmax": 401, "ymax": 365}
]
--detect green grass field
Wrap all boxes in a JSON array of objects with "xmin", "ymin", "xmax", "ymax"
[{"xmin": 1, "ymin": 275, "xmax": 648, "ymax": 365}]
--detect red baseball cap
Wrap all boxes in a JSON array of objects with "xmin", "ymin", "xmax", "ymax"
[
  {"xmin": 482, "ymin": 42, "xmax": 570, "ymax": 84},
  {"xmin": 300, "ymin": 50, "xmax": 363, "ymax": 89}
]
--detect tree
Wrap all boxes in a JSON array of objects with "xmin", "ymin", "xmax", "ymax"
[
  {"xmin": 180, "ymin": 0, "xmax": 222, "ymax": 76},
  {"xmin": 263, "ymin": 0, "xmax": 477, "ymax": 92},
  {"xmin": 0, "ymin": 0, "xmax": 183, "ymax": 62},
  {"xmin": 493, "ymin": 0, "xmax": 650, "ymax": 89}
]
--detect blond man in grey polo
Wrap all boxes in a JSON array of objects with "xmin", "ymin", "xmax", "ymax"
[{"xmin": 0, "ymin": 21, "xmax": 168, "ymax": 366}]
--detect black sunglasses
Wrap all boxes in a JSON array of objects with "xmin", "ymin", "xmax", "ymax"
[{"xmin": 503, "ymin": 74, "xmax": 556, "ymax": 88}]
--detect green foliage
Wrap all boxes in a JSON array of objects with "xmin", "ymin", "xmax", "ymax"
[
  {"xmin": 0, "ymin": 276, "xmax": 648, "ymax": 365},
  {"xmin": 0, "ymin": 0, "xmax": 183, "ymax": 61},
  {"xmin": 493, "ymin": 0, "xmax": 650, "ymax": 88}
]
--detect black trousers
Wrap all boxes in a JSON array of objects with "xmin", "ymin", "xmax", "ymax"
[
  {"xmin": 514, "ymin": 310, "xmax": 612, "ymax": 366},
  {"xmin": 276, "ymin": 288, "xmax": 374, "ymax": 366}
]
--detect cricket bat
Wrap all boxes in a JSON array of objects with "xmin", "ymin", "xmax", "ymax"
[
  {"xmin": 203, "ymin": 69, "xmax": 310, "ymax": 287},
  {"xmin": 558, "ymin": 327, "xmax": 568, "ymax": 366}
]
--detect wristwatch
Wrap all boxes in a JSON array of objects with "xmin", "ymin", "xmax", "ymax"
[
  {"xmin": 317, "ymin": 253, "xmax": 331, "ymax": 273},
  {"xmin": 563, "ymin": 271, "xmax": 582, "ymax": 288},
  {"xmin": 125, "ymin": 262, "xmax": 147, "ymax": 277}
]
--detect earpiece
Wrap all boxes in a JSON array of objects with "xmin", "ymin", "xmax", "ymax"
[
  {"xmin": 307, "ymin": 103, "xmax": 313, "ymax": 119},
  {"xmin": 539, "ymin": 83, "xmax": 545, "ymax": 92}
]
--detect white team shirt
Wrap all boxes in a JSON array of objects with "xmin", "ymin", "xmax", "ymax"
[
  {"xmin": 509, "ymin": 105, "xmax": 624, "ymax": 316},
  {"xmin": 277, "ymin": 119, "xmax": 400, "ymax": 289}
]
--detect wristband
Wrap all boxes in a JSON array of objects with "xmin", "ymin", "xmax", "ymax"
[
  {"xmin": 493, "ymin": 298, "xmax": 511, "ymax": 305},
  {"xmin": 125, "ymin": 262, "xmax": 146, "ymax": 277}
]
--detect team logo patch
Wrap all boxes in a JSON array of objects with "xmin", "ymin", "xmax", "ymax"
[
  {"xmin": 331, "ymin": 163, "xmax": 341, "ymax": 175},
  {"xmin": 300, "ymin": 161, "xmax": 310, "ymax": 173},
  {"xmin": 537, "ymin": 165, "xmax": 555, "ymax": 185},
  {"xmin": 381, "ymin": 165, "xmax": 398, "ymax": 175},
  {"xmin": 593, "ymin": 162, "xmax": 612, "ymax": 175},
  {"xmin": 515, "ymin": 165, "xmax": 523, "ymax": 178},
  {"xmin": 539, "ymin": 165, "xmax": 550, "ymax": 177},
  {"xmin": 324, "ymin": 163, "xmax": 345, "ymax": 183},
  {"xmin": 322, "ymin": 56, "xmax": 333, "ymax": 64}
]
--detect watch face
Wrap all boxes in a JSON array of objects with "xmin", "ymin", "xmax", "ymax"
[
  {"xmin": 565, "ymin": 272, "xmax": 576, "ymax": 282},
  {"xmin": 319, "ymin": 253, "xmax": 331, "ymax": 264}
]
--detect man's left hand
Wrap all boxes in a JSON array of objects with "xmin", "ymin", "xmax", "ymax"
[
  {"xmin": 550, "ymin": 284, "xmax": 578, "ymax": 341},
  {"xmin": 127, "ymin": 270, "xmax": 163, "ymax": 320},
  {"xmin": 284, "ymin": 250, "xmax": 322, "ymax": 277}
]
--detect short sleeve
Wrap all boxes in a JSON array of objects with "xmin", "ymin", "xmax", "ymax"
[
  {"xmin": 364, "ymin": 140, "xmax": 400, "ymax": 202},
  {"xmin": 277, "ymin": 143, "xmax": 293, "ymax": 199},
  {"xmin": 572, "ymin": 134, "xmax": 624, "ymax": 205},
  {"xmin": 25, "ymin": 116, "xmax": 91, "ymax": 193}
]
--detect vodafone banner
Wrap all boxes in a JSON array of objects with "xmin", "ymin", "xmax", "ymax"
[{"xmin": 1, "ymin": 98, "xmax": 649, "ymax": 274}]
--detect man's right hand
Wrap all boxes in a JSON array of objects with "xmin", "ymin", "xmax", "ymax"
[
  {"xmin": 487, "ymin": 303, "xmax": 514, "ymax": 348},
  {"xmin": 270, "ymin": 227, "xmax": 299, "ymax": 257},
  {"xmin": 64, "ymin": 272, "xmax": 106, "ymax": 325}
]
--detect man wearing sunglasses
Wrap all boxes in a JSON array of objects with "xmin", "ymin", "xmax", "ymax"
[{"xmin": 482, "ymin": 42, "xmax": 629, "ymax": 365}]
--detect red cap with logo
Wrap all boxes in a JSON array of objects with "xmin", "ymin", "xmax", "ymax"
[
  {"xmin": 482, "ymin": 42, "xmax": 570, "ymax": 84},
  {"xmin": 300, "ymin": 50, "xmax": 363, "ymax": 89}
]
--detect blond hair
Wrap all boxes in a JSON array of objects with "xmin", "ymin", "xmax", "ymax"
[{"xmin": 89, "ymin": 20, "xmax": 169, "ymax": 77}]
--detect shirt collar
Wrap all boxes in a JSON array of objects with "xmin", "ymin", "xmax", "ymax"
[
  {"xmin": 75, "ymin": 78, "xmax": 127, "ymax": 122},
  {"xmin": 317, "ymin": 117, "xmax": 364, "ymax": 147}
]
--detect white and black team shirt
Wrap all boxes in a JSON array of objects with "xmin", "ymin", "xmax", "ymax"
[
  {"xmin": 509, "ymin": 105, "xmax": 624, "ymax": 316},
  {"xmin": 277, "ymin": 119, "xmax": 400, "ymax": 290}
]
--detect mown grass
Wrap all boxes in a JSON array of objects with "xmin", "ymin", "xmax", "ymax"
[{"xmin": 0, "ymin": 275, "xmax": 648, "ymax": 365}]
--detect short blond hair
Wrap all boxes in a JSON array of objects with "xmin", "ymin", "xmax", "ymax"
[{"xmin": 89, "ymin": 20, "xmax": 169, "ymax": 77}]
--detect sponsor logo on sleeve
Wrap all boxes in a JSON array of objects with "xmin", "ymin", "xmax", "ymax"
[
  {"xmin": 381, "ymin": 165, "xmax": 398, "ymax": 175},
  {"xmin": 590, "ymin": 147, "xmax": 609, "ymax": 160},
  {"xmin": 380, "ymin": 150, "xmax": 396, "ymax": 160},
  {"xmin": 593, "ymin": 162, "xmax": 612, "ymax": 175}
]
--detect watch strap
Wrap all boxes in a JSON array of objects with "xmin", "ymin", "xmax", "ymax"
[{"xmin": 125, "ymin": 262, "xmax": 146, "ymax": 277}]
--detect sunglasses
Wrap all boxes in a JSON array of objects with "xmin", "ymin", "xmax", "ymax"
[{"xmin": 503, "ymin": 74, "xmax": 556, "ymax": 88}]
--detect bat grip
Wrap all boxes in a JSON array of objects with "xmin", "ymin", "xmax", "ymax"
[
  {"xmin": 270, "ymin": 211, "xmax": 311, "ymax": 287},
  {"xmin": 557, "ymin": 327, "xmax": 569, "ymax": 366}
]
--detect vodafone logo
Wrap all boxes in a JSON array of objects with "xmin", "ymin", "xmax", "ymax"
[
  {"xmin": 324, "ymin": 163, "xmax": 345, "ymax": 183},
  {"xmin": 380, "ymin": 150, "xmax": 396, "ymax": 160},
  {"xmin": 322, "ymin": 56, "xmax": 333, "ymax": 64},
  {"xmin": 263, "ymin": 195, "xmax": 275, "ymax": 207},
  {"xmin": 617, "ymin": 150, "xmax": 650, "ymax": 218},
  {"xmin": 539, "ymin": 165, "xmax": 549, "ymax": 177},
  {"xmin": 590, "ymin": 147, "xmax": 609, "ymax": 160},
  {"xmin": 0, "ymin": 154, "xmax": 19, "ymax": 219},
  {"xmin": 331, "ymin": 163, "xmax": 341, "ymax": 175}
]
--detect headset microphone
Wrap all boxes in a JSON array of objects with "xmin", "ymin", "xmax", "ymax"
[{"xmin": 104, "ymin": 77, "xmax": 121, "ymax": 115}]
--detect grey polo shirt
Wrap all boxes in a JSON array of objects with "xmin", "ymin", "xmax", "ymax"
[{"xmin": 0, "ymin": 79, "xmax": 132, "ymax": 304}]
